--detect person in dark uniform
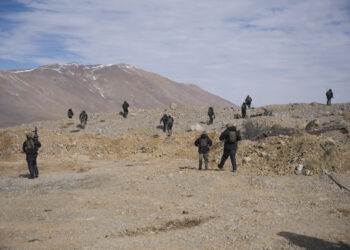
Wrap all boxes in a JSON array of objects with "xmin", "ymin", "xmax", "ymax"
[
  {"xmin": 194, "ymin": 131, "xmax": 212, "ymax": 170},
  {"xmin": 245, "ymin": 95, "xmax": 252, "ymax": 108},
  {"xmin": 160, "ymin": 114, "xmax": 168, "ymax": 133},
  {"xmin": 22, "ymin": 132, "xmax": 41, "ymax": 179},
  {"xmin": 166, "ymin": 115, "xmax": 174, "ymax": 136},
  {"xmin": 241, "ymin": 102, "xmax": 247, "ymax": 118},
  {"xmin": 217, "ymin": 123, "xmax": 242, "ymax": 175},
  {"xmin": 79, "ymin": 111, "xmax": 88, "ymax": 128},
  {"xmin": 122, "ymin": 101, "xmax": 130, "ymax": 118},
  {"xmin": 208, "ymin": 107, "xmax": 215, "ymax": 125},
  {"xmin": 326, "ymin": 89, "xmax": 334, "ymax": 105},
  {"xmin": 67, "ymin": 108, "xmax": 74, "ymax": 119}
]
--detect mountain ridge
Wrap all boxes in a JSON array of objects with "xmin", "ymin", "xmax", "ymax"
[{"xmin": 0, "ymin": 63, "xmax": 233, "ymax": 127}]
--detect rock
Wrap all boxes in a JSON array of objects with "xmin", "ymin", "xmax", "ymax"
[
  {"xmin": 189, "ymin": 124, "xmax": 204, "ymax": 131},
  {"xmin": 305, "ymin": 119, "xmax": 320, "ymax": 131},
  {"xmin": 170, "ymin": 103, "xmax": 177, "ymax": 109},
  {"xmin": 243, "ymin": 157, "xmax": 251, "ymax": 164}
]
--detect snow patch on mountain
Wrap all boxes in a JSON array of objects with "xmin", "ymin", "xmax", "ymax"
[{"xmin": 12, "ymin": 68, "xmax": 35, "ymax": 74}]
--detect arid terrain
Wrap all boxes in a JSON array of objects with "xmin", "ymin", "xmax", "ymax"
[
  {"xmin": 1, "ymin": 103, "xmax": 350, "ymax": 249},
  {"xmin": 0, "ymin": 63, "xmax": 232, "ymax": 127}
]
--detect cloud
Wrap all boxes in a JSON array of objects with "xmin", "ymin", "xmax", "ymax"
[{"xmin": 0, "ymin": 0, "xmax": 349, "ymax": 105}]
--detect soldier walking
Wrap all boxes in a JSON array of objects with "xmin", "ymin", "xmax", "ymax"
[
  {"xmin": 241, "ymin": 102, "xmax": 247, "ymax": 118},
  {"xmin": 326, "ymin": 89, "xmax": 334, "ymax": 105},
  {"xmin": 79, "ymin": 111, "xmax": 88, "ymax": 128},
  {"xmin": 122, "ymin": 101, "xmax": 129, "ymax": 118},
  {"xmin": 208, "ymin": 107, "xmax": 215, "ymax": 125},
  {"xmin": 160, "ymin": 113, "xmax": 168, "ymax": 133},
  {"xmin": 67, "ymin": 108, "xmax": 74, "ymax": 119},
  {"xmin": 166, "ymin": 115, "xmax": 174, "ymax": 136},
  {"xmin": 245, "ymin": 95, "xmax": 252, "ymax": 108},
  {"xmin": 194, "ymin": 131, "xmax": 212, "ymax": 170},
  {"xmin": 22, "ymin": 131, "xmax": 41, "ymax": 179},
  {"xmin": 217, "ymin": 123, "xmax": 242, "ymax": 175}
]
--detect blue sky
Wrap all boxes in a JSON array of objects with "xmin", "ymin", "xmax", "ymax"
[{"xmin": 0, "ymin": 0, "xmax": 349, "ymax": 106}]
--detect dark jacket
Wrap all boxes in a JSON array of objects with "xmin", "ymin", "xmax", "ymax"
[
  {"xmin": 79, "ymin": 111, "xmax": 88, "ymax": 121},
  {"xmin": 245, "ymin": 96, "xmax": 252, "ymax": 104},
  {"xmin": 68, "ymin": 109, "xmax": 73, "ymax": 117},
  {"xmin": 208, "ymin": 107, "xmax": 214, "ymax": 116},
  {"xmin": 326, "ymin": 90, "xmax": 333, "ymax": 99},
  {"xmin": 122, "ymin": 102, "xmax": 129, "ymax": 110},
  {"xmin": 160, "ymin": 114, "xmax": 168, "ymax": 124},
  {"xmin": 219, "ymin": 126, "xmax": 242, "ymax": 151},
  {"xmin": 195, "ymin": 134, "xmax": 212, "ymax": 154},
  {"xmin": 23, "ymin": 138, "xmax": 41, "ymax": 156},
  {"xmin": 241, "ymin": 103, "xmax": 247, "ymax": 112}
]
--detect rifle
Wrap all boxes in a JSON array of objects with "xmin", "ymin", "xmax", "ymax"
[{"xmin": 33, "ymin": 126, "xmax": 39, "ymax": 140}]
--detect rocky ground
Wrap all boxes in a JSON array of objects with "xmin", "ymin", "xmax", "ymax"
[{"xmin": 1, "ymin": 102, "xmax": 350, "ymax": 249}]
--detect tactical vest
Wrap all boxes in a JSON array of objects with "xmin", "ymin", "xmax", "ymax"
[
  {"xmin": 200, "ymin": 138, "xmax": 208, "ymax": 147},
  {"xmin": 227, "ymin": 131, "xmax": 237, "ymax": 143}
]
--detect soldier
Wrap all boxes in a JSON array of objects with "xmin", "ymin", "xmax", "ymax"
[
  {"xmin": 241, "ymin": 102, "xmax": 247, "ymax": 118},
  {"xmin": 22, "ymin": 132, "xmax": 41, "ymax": 179},
  {"xmin": 208, "ymin": 107, "xmax": 215, "ymax": 125},
  {"xmin": 79, "ymin": 110, "xmax": 88, "ymax": 128},
  {"xmin": 217, "ymin": 123, "xmax": 242, "ymax": 175},
  {"xmin": 245, "ymin": 95, "xmax": 252, "ymax": 108},
  {"xmin": 326, "ymin": 89, "xmax": 334, "ymax": 105},
  {"xmin": 160, "ymin": 113, "xmax": 168, "ymax": 132},
  {"xmin": 194, "ymin": 131, "xmax": 212, "ymax": 170},
  {"xmin": 122, "ymin": 101, "xmax": 129, "ymax": 118},
  {"xmin": 67, "ymin": 108, "xmax": 74, "ymax": 119},
  {"xmin": 166, "ymin": 115, "xmax": 174, "ymax": 136}
]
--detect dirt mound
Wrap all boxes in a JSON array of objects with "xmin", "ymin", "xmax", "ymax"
[
  {"xmin": 2, "ymin": 127, "xmax": 349, "ymax": 176},
  {"xmin": 236, "ymin": 133, "xmax": 350, "ymax": 175}
]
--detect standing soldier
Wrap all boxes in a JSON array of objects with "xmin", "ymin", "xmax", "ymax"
[
  {"xmin": 194, "ymin": 131, "xmax": 212, "ymax": 170},
  {"xmin": 241, "ymin": 102, "xmax": 247, "ymax": 118},
  {"xmin": 160, "ymin": 113, "xmax": 168, "ymax": 133},
  {"xmin": 166, "ymin": 115, "xmax": 174, "ymax": 136},
  {"xmin": 245, "ymin": 95, "xmax": 252, "ymax": 108},
  {"xmin": 122, "ymin": 101, "xmax": 130, "ymax": 118},
  {"xmin": 22, "ymin": 131, "xmax": 41, "ymax": 179},
  {"xmin": 79, "ymin": 111, "xmax": 88, "ymax": 128},
  {"xmin": 208, "ymin": 107, "xmax": 215, "ymax": 125},
  {"xmin": 67, "ymin": 108, "xmax": 74, "ymax": 119},
  {"xmin": 326, "ymin": 89, "xmax": 334, "ymax": 105},
  {"xmin": 217, "ymin": 123, "xmax": 242, "ymax": 175}
]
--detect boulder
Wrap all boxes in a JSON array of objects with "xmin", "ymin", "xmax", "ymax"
[
  {"xmin": 189, "ymin": 124, "xmax": 204, "ymax": 131},
  {"xmin": 305, "ymin": 119, "xmax": 320, "ymax": 131}
]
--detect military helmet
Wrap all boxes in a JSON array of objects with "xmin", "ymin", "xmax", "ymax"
[{"xmin": 26, "ymin": 132, "xmax": 33, "ymax": 139}]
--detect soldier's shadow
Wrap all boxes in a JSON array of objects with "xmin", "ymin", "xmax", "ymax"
[
  {"xmin": 18, "ymin": 173, "xmax": 31, "ymax": 179},
  {"xmin": 179, "ymin": 166, "xmax": 222, "ymax": 171}
]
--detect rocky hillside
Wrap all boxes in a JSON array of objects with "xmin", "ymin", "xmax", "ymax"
[
  {"xmin": 2, "ymin": 102, "xmax": 350, "ymax": 176},
  {"xmin": 0, "ymin": 63, "xmax": 232, "ymax": 127}
]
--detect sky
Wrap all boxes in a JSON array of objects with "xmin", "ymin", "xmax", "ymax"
[{"xmin": 0, "ymin": 0, "xmax": 349, "ymax": 106}]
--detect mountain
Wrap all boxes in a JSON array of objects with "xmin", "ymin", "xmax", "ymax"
[{"xmin": 0, "ymin": 63, "xmax": 232, "ymax": 127}]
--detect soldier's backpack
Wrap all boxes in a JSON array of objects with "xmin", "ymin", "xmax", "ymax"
[
  {"xmin": 227, "ymin": 131, "xmax": 237, "ymax": 143},
  {"xmin": 200, "ymin": 138, "xmax": 208, "ymax": 147},
  {"xmin": 25, "ymin": 139, "xmax": 35, "ymax": 153},
  {"xmin": 208, "ymin": 107, "xmax": 214, "ymax": 115}
]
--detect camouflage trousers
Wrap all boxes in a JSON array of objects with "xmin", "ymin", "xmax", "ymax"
[{"xmin": 199, "ymin": 153, "xmax": 208, "ymax": 170}]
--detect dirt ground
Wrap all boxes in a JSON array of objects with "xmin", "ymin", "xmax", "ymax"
[
  {"xmin": 0, "ymin": 158, "xmax": 350, "ymax": 249},
  {"xmin": 1, "ymin": 103, "xmax": 350, "ymax": 249}
]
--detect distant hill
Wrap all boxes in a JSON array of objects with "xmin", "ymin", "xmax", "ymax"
[{"xmin": 0, "ymin": 63, "xmax": 233, "ymax": 127}]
